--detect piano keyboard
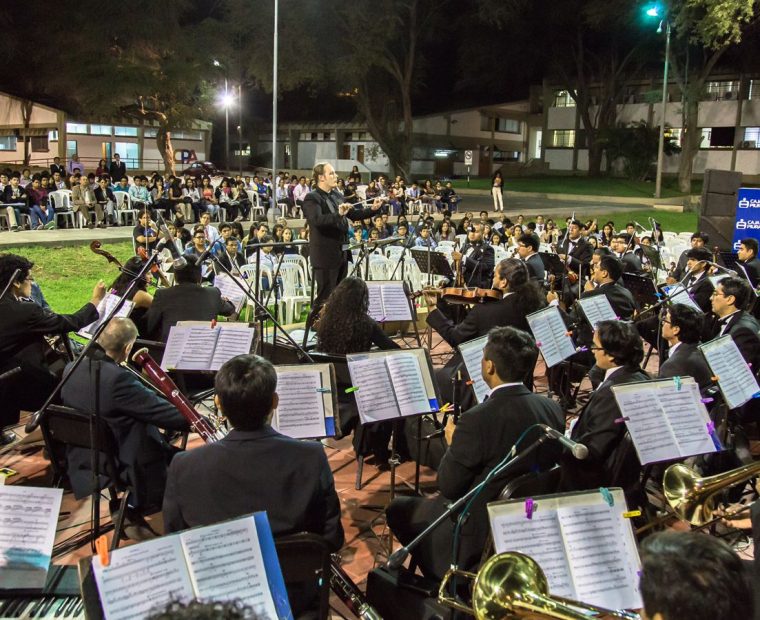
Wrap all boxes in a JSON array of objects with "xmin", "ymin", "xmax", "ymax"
[{"xmin": 0, "ymin": 595, "xmax": 83, "ymax": 619}]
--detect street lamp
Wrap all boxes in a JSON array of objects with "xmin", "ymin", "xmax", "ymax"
[
  {"xmin": 272, "ymin": 0, "xmax": 279, "ymax": 186},
  {"xmin": 646, "ymin": 3, "xmax": 671, "ymax": 199},
  {"xmin": 214, "ymin": 59, "xmax": 232, "ymax": 173}
]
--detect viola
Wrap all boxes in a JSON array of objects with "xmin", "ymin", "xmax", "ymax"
[
  {"xmin": 413, "ymin": 286, "xmax": 503, "ymax": 305},
  {"xmin": 137, "ymin": 246, "xmax": 172, "ymax": 288}
]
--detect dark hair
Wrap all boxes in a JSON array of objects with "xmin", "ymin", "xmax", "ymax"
[
  {"xmin": 691, "ymin": 231, "xmax": 709, "ymax": 243},
  {"xmin": 517, "ymin": 233, "xmax": 538, "ymax": 252},
  {"xmin": 686, "ymin": 247, "xmax": 712, "ymax": 262},
  {"xmin": 174, "ymin": 255, "xmax": 202, "ymax": 284},
  {"xmin": 148, "ymin": 599, "xmax": 260, "ymax": 619},
  {"xmin": 598, "ymin": 255, "xmax": 623, "ymax": 281},
  {"xmin": 483, "ymin": 326, "xmax": 538, "ymax": 383},
  {"xmin": 640, "ymin": 532, "xmax": 752, "ymax": 620},
  {"xmin": 316, "ymin": 277, "xmax": 375, "ymax": 354},
  {"xmin": 0, "ymin": 253, "xmax": 33, "ymax": 287},
  {"xmin": 594, "ymin": 246, "xmax": 613, "ymax": 258},
  {"xmin": 494, "ymin": 258, "xmax": 547, "ymax": 317},
  {"xmin": 215, "ymin": 354, "xmax": 277, "ymax": 431},
  {"xmin": 110, "ymin": 257, "xmax": 148, "ymax": 296},
  {"xmin": 596, "ymin": 320, "xmax": 643, "ymax": 367},
  {"xmin": 740, "ymin": 237, "xmax": 758, "ymax": 256},
  {"xmin": 719, "ymin": 276, "xmax": 753, "ymax": 310},
  {"xmin": 614, "ymin": 232, "xmax": 632, "ymax": 245},
  {"xmin": 667, "ymin": 303, "xmax": 703, "ymax": 344}
]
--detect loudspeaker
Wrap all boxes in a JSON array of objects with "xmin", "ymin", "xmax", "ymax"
[
  {"xmin": 366, "ymin": 568, "xmax": 454, "ymax": 620},
  {"xmin": 699, "ymin": 169, "xmax": 743, "ymax": 250}
]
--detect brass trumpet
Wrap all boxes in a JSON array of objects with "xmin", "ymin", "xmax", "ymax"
[
  {"xmin": 438, "ymin": 552, "xmax": 639, "ymax": 620},
  {"xmin": 663, "ymin": 460, "xmax": 760, "ymax": 526}
]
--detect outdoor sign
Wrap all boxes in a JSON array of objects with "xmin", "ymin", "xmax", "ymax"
[
  {"xmin": 732, "ymin": 188, "xmax": 760, "ymax": 250},
  {"xmin": 464, "ymin": 150, "xmax": 473, "ymax": 167}
]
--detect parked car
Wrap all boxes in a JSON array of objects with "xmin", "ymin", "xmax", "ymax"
[{"xmin": 181, "ymin": 161, "xmax": 222, "ymax": 178}]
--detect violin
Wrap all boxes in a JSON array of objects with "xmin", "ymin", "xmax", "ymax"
[
  {"xmin": 137, "ymin": 246, "xmax": 172, "ymax": 288},
  {"xmin": 412, "ymin": 286, "xmax": 503, "ymax": 305}
]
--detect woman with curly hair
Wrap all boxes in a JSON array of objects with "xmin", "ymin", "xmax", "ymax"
[{"xmin": 109, "ymin": 256, "xmax": 153, "ymax": 335}]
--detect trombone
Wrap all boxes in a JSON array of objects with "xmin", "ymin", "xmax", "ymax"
[{"xmin": 438, "ymin": 552, "xmax": 639, "ymax": 620}]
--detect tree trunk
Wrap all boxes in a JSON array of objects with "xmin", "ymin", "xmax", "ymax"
[
  {"xmin": 21, "ymin": 100, "xmax": 33, "ymax": 167},
  {"xmin": 677, "ymin": 91, "xmax": 700, "ymax": 194},
  {"xmin": 156, "ymin": 125, "xmax": 175, "ymax": 176}
]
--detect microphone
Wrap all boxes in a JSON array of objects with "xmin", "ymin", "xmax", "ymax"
[
  {"xmin": 540, "ymin": 424, "xmax": 589, "ymax": 460},
  {"xmin": 196, "ymin": 238, "xmax": 223, "ymax": 263}
]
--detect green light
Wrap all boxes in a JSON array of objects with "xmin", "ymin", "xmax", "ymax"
[{"xmin": 645, "ymin": 5, "xmax": 661, "ymax": 17}]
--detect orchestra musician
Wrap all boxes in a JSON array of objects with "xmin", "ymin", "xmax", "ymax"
[
  {"xmin": 451, "ymin": 222, "xmax": 494, "ymax": 289},
  {"xmin": 658, "ymin": 304, "xmax": 713, "ymax": 391},
  {"xmin": 386, "ymin": 327, "xmax": 564, "ymax": 580},
  {"xmin": 145, "ymin": 256, "xmax": 235, "ymax": 342},
  {"xmin": 612, "ymin": 232, "xmax": 643, "ymax": 274},
  {"xmin": 709, "ymin": 276, "xmax": 760, "ymax": 370},
  {"xmin": 737, "ymin": 237, "xmax": 760, "ymax": 289},
  {"xmin": 0, "ymin": 253, "xmax": 104, "ymax": 442},
  {"xmin": 61, "ymin": 318, "xmax": 189, "ymax": 534},
  {"xmin": 577, "ymin": 255, "xmax": 637, "ymax": 320},
  {"xmin": 302, "ymin": 162, "xmax": 383, "ymax": 329},
  {"xmin": 683, "ymin": 247, "xmax": 715, "ymax": 313},
  {"xmin": 667, "ymin": 231, "xmax": 709, "ymax": 283},
  {"xmin": 515, "ymin": 233, "xmax": 545, "ymax": 282},
  {"xmin": 108, "ymin": 256, "xmax": 154, "ymax": 336},
  {"xmin": 555, "ymin": 219, "xmax": 592, "ymax": 303}
]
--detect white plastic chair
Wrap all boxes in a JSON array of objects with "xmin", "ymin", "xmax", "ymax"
[
  {"xmin": 48, "ymin": 191, "xmax": 78, "ymax": 228},
  {"xmin": 455, "ymin": 234, "xmax": 467, "ymax": 248},
  {"xmin": 278, "ymin": 263, "xmax": 310, "ymax": 324},
  {"xmin": 246, "ymin": 191, "xmax": 266, "ymax": 221},
  {"xmin": 114, "ymin": 191, "xmax": 138, "ymax": 225}
]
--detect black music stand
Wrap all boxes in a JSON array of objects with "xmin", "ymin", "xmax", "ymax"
[
  {"xmin": 718, "ymin": 251, "xmax": 740, "ymax": 272},
  {"xmin": 539, "ymin": 252, "xmax": 565, "ymax": 278},
  {"xmin": 410, "ymin": 248, "xmax": 454, "ymax": 282},
  {"xmin": 622, "ymin": 273, "xmax": 659, "ymax": 309},
  {"xmin": 640, "ymin": 244, "xmax": 664, "ymax": 273}
]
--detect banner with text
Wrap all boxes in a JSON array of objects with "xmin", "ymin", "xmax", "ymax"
[{"xmin": 733, "ymin": 187, "xmax": 760, "ymax": 250}]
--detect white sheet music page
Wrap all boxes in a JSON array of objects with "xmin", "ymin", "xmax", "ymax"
[
  {"xmin": 577, "ymin": 295, "xmax": 617, "ymax": 327},
  {"xmin": 489, "ymin": 509, "xmax": 575, "ymax": 598},
  {"xmin": 527, "ymin": 306, "xmax": 576, "ymax": 368},
  {"xmin": 347, "ymin": 355, "xmax": 400, "ymax": 422},
  {"xmin": 659, "ymin": 380, "xmax": 716, "ymax": 457},
  {"xmin": 385, "ymin": 352, "xmax": 432, "ymax": 416},
  {"xmin": 700, "ymin": 335, "xmax": 760, "ymax": 409},
  {"xmin": 93, "ymin": 536, "xmax": 195, "ymax": 620},
  {"xmin": 558, "ymin": 502, "xmax": 642, "ymax": 610},
  {"xmin": 210, "ymin": 327, "xmax": 255, "ymax": 371},
  {"xmin": 213, "ymin": 273, "xmax": 247, "ymax": 311},
  {"xmin": 273, "ymin": 370, "xmax": 326, "ymax": 439},
  {"xmin": 178, "ymin": 326, "xmax": 219, "ymax": 370},
  {"xmin": 458, "ymin": 335, "xmax": 489, "ymax": 404},
  {"xmin": 666, "ymin": 284, "xmax": 702, "ymax": 312},
  {"xmin": 380, "ymin": 283, "xmax": 412, "ymax": 321},
  {"xmin": 160, "ymin": 326, "xmax": 191, "ymax": 371},
  {"xmin": 0, "ymin": 486, "xmax": 63, "ymax": 590},
  {"xmin": 78, "ymin": 293, "xmax": 134, "ymax": 339},
  {"xmin": 367, "ymin": 285, "xmax": 385, "ymax": 321},
  {"xmin": 181, "ymin": 517, "xmax": 277, "ymax": 620}
]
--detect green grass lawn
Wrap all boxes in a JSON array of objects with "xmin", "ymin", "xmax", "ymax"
[{"xmin": 452, "ymin": 176, "xmax": 704, "ymax": 198}]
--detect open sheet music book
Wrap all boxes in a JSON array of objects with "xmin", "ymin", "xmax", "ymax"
[
  {"xmin": 488, "ymin": 488, "xmax": 642, "ymax": 611},
  {"xmin": 576, "ymin": 295, "xmax": 617, "ymax": 327},
  {"xmin": 0, "ymin": 486, "xmax": 63, "ymax": 590},
  {"xmin": 92, "ymin": 512, "xmax": 291, "ymax": 620},
  {"xmin": 366, "ymin": 281, "xmax": 413, "ymax": 322},
  {"xmin": 612, "ymin": 377, "xmax": 718, "ymax": 464},
  {"xmin": 664, "ymin": 283, "xmax": 702, "ymax": 312},
  {"xmin": 213, "ymin": 272, "xmax": 249, "ymax": 313},
  {"xmin": 161, "ymin": 321, "xmax": 256, "ymax": 372},
  {"xmin": 346, "ymin": 348, "xmax": 440, "ymax": 423},
  {"xmin": 526, "ymin": 305, "xmax": 576, "ymax": 368},
  {"xmin": 458, "ymin": 335, "xmax": 489, "ymax": 404},
  {"xmin": 700, "ymin": 335, "xmax": 760, "ymax": 409},
  {"xmin": 78, "ymin": 293, "xmax": 134, "ymax": 339},
  {"xmin": 271, "ymin": 363, "xmax": 338, "ymax": 439}
]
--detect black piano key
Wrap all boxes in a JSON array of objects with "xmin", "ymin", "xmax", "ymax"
[
  {"xmin": 59, "ymin": 597, "xmax": 77, "ymax": 618},
  {"xmin": 5, "ymin": 596, "xmax": 28, "ymax": 617},
  {"xmin": 71, "ymin": 599, "xmax": 85, "ymax": 618},
  {"xmin": 39, "ymin": 596, "xmax": 58, "ymax": 618},
  {"xmin": 27, "ymin": 595, "xmax": 46, "ymax": 618}
]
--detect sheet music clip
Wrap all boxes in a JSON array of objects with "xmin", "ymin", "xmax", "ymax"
[
  {"xmin": 673, "ymin": 376, "xmax": 682, "ymax": 391},
  {"xmin": 536, "ymin": 341, "xmax": 543, "ymax": 347},
  {"xmin": 316, "ymin": 388, "xmax": 331, "ymax": 393},
  {"xmin": 525, "ymin": 498, "xmax": 535, "ymax": 520},
  {"xmin": 711, "ymin": 375, "xmax": 720, "ymax": 382},
  {"xmin": 614, "ymin": 416, "xmax": 630, "ymax": 424},
  {"xmin": 95, "ymin": 534, "xmax": 110, "ymax": 567},
  {"xmin": 344, "ymin": 386, "xmax": 359, "ymax": 394},
  {"xmin": 753, "ymin": 391, "xmax": 760, "ymax": 399},
  {"xmin": 565, "ymin": 331, "xmax": 573, "ymax": 337},
  {"xmin": 623, "ymin": 509, "xmax": 641, "ymax": 519},
  {"xmin": 599, "ymin": 487, "xmax": 614, "ymax": 507},
  {"xmin": 706, "ymin": 421, "xmax": 723, "ymax": 450},
  {"xmin": 575, "ymin": 346, "xmax": 588, "ymax": 353},
  {"xmin": 465, "ymin": 379, "xmax": 474, "ymax": 385},
  {"xmin": 701, "ymin": 397, "xmax": 714, "ymax": 404}
]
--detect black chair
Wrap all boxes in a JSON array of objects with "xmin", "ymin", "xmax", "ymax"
[
  {"xmin": 274, "ymin": 533, "xmax": 332, "ymax": 620},
  {"xmin": 39, "ymin": 404, "xmax": 131, "ymax": 549}
]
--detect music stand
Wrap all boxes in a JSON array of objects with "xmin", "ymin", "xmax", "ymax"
[
  {"xmin": 622, "ymin": 273, "xmax": 659, "ymax": 309},
  {"xmin": 718, "ymin": 251, "xmax": 740, "ymax": 272},
  {"xmin": 640, "ymin": 244, "xmax": 664, "ymax": 273},
  {"xmin": 410, "ymin": 248, "xmax": 454, "ymax": 281},
  {"xmin": 539, "ymin": 252, "xmax": 565, "ymax": 278}
]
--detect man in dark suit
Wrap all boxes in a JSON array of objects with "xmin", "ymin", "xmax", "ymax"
[
  {"xmin": 302, "ymin": 162, "xmax": 381, "ymax": 327},
  {"xmin": 453, "ymin": 222, "xmax": 495, "ymax": 289},
  {"xmin": 62, "ymin": 318, "xmax": 188, "ymax": 519},
  {"xmin": 613, "ymin": 232, "xmax": 643, "ymax": 274},
  {"xmin": 0, "ymin": 254, "xmax": 103, "ymax": 441},
  {"xmin": 49, "ymin": 156, "xmax": 66, "ymax": 177},
  {"xmin": 559, "ymin": 320, "xmax": 649, "ymax": 493},
  {"xmin": 659, "ymin": 304, "xmax": 712, "ymax": 391},
  {"xmin": 556, "ymin": 219, "xmax": 592, "ymax": 304},
  {"xmin": 710, "ymin": 276, "xmax": 760, "ymax": 369},
  {"xmin": 516, "ymin": 233, "xmax": 545, "ymax": 282},
  {"xmin": 163, "ymin": 353, "xmax": 343, "ymax": 544},
  {"xmin": 683, "ymin": 247, "xmax": 715, "ymax": 313},
  {"xmin": 668, "ymin": 231, "xmax": 709, "ymax": 283},
  {"xmin": 737, "ymin": 237, "xmax": 760, "ymax": 289},
  {"xmin": 387, "ymin": 327, "xmax": 564, "ymax": 580},
  {"xmin": 145, "ymin": 256, "xmax": 235, "ymax": 342},
  {"xmin": 108, "ymin": 153, "xmax": 127, "ymax": 182},
  {"xmin": 579, "ymin": 255, "xmax": 637, "ymax": 320}
]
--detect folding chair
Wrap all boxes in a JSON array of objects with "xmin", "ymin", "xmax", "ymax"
[{"xmin": 274, "ymin": 533, "xmax": 331, "ymax": 620}]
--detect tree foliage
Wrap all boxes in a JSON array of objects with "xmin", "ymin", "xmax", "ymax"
[{"xmin": 603, "ymin": 120, "xmax": 680, "ymax": 181}]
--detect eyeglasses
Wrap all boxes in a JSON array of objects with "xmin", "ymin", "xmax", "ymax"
[
  {"xmin": 23, "ymin": 276, "xmax": 35, "ymax": 282},
  {"xmin": 710, "ymin": 291, "xmax": 725, "ymax": 298},
  {"xmin": 589, "ymin": 346, "xmax": 605, "ymax": 352}
]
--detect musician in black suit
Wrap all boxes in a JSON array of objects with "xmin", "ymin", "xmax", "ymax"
[
  {"xmin": 659, "ymin": 304, "xmax": 713, "ymax": 391},
  {"xmin": 737, "ymin": 237, "xmax": 760, "ymax": 289},
  {"xmin": 62, "ymin": 318, "xmax": 188, "ymax": 515},
  {"xmin": 302, "ymin": 162, "xmax": 381, "ymax": 327},
  {"xmin": 613, "ymin": 232, "xmax": 643, "ymax": 274},
  {"xmin": 387, "ymin": 327, "xmax": 564, "ymax": 580},
  {"xmin": 452, "ymin": 222, "xmax": 495, "ymax": 289},
  {"xmin": 0, "ymin": 254, "xmax": 103, "ymax": 437},
  {"xmin": 556, "ymin": 219, "xmax": 592, "ymax": 303},
  {"xmin": 579, "ymin": 255, "xmax": 637, "ymax": 320},
  {"xmin": 683, "ymin": 247, "xmax": 715, "ymax": 313},
  {"xmin": 145, "ymin": 256, "xmax": 235, "ymax": 342},
  {"xmin": 559, "ymin": 320, "xmax": 649, "ymax": 493},
  {"xmin": 668, "ymin": 231, "xmax": 709, "ymax": 283},
  {"xmin": 516, "ymin": 233, "xmax": 545, "ymax": 282},
  {"xmin": 710, "ymin": 276, "xmax": 760, "ymax": 370}
]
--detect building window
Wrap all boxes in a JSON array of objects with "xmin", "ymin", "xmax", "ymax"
[
  {"xmin": 114, "ymin": 142, "xmax": 139, "ymax": 168},
  {"xmin": 48, "ymin": 130, "xmax": 59, "ymax": 141},
  {"xmin": 31, "ymin": 136, "xmax": 48, "ymax": 152},
  {"xmin": 553, "ymin": 90, "xmax": 575, "ymax": 108},
  {"xmin": 322, "ymin": 132, "xmax": 332, "ymax": 141},
  {"xmin": 550, "ymin": 129, "xmax": 575, "ymax": 148},
  {"xmin": 665, "ymin": 127, "xmax": 683, "ymax": 148},
  {"xmin": 749, "ymin": 80, "xmax": 760, "ymax": 100},
  {"xmin": 480, "ymin": 114, "xmax": 493, "ymax": 131},
  {"xmin": 66, "ymin": 140, "xmax": 77, "ymax": 158},
  {"xmin": 493, "ymin": 148, "xmax": 521, "ymax": 162},
  {"xmin": 0, "ymin": 136, "xmax": 17, "ymax": 151},
  {"xmin": 89, "ymin": 124, "xmax": 112, "ymax": 136},
  {"xmin": 705, "ymin": 81, "xmax": 739, "ymax": 101},
  {"xmin": 144, "ymin": 128, "xmax": 158, "ymax": 138},
  {"xmin": 311, "ymin": 132, "xmax": 318, "ymax": 141},
  {"xmin": 742, "ymin": 128, "xmax": 760, "ymax": 148},
  {"xmin": 173, "ymin": 130, "xmax": 203, "ymax": 140},
  {"xmin": 496, "ymin": 118, "xmax": 521, "ymax": 134},
  {"xmin": 114, "ymin": 126, "xmax": 139, "ymax": 137},
  {"xmin": 701, "ymin": 127, "xmax": 735, "ymax": 148},
  {"xmin": 66, "ymin": 123, "xmax": 87, "ymax": 134}
]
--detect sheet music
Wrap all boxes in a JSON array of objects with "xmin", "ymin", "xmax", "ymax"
[
  {"xmin": 385, "ymin": 353, "xmax": 432, "ymax": 416},
  {"xmin": 490, "ymin": 510, "xmax": 575, "ymax": 598},
  {"xmin": 78, "ymin": 293, "xmax": 134, "ymax": 339},
  {"xmin": 526, "ymin": 306, "xmax": 576, "ymax": 368},
  {"xmin": 666, "ymin": 284, "xmax": 702, "ymax": 312},
  {"xmin": 367, "ymin": 286, "xmax": 384, "ymax": 321},
  {"xmin": 273, "ymin": 370, "xmax": 326, "ymax": 439},
  {"xmin": 380, "ymin": 283, "xmax": 412, "ymax": 321},
  {"xmin": 178, "ymin": 327, "xmax": 218, "ymax": 370},
  {"xmin": 210, "ymin": 327, "xmax": 255, "ymax": 371},
  {"xmin": 577, "ymin": 295, "xmax": 617, "ymax": 327},
  {"xmin": 93, "ymin": 536, "xmax": 195, "ymax": 620},
  {"xmin": 612, "ymin": 387, "xmax": 679, "ymax": 464},
  {"xmin": 213, "ymin": 273, "xmax": 247, "ymax": 311},
  {"xmin": 458, "ymin": 335, "xmax": 490, "ymax": 404},
  {"xmin": 558, "ymin": 503, "xmax": 642, "ymax": 610},
  {"xmin": 0, "ymin": 486, "xmax": 63, "ymax": 590},
  {"xmin": 347, "ymin": 356, "xmax": 400, "ymax": 422},
  {"xmin": 181, "ymin": 517, "xmax": 277, "ymax": 620},
  {"xmin": 700, "ymin": 335, "xmax": 760, "ymax": 409},
  {"xmin": 659, "ymin": 382, "xmax": 716, "ymax": 456},
  {"xmin": 161, "ymin": 326, "xmax": 191, "ymax": 371}
]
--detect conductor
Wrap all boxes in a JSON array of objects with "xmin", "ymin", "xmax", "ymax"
[{"xmin": 302, "ymin": 162, "xmax": 382, "ymax": 328}]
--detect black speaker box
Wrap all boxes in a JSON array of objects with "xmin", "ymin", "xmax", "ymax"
[
  {"xmin": 702, "ymin": 168, "xmax": 742, "ymax": 197},
  {"xmin": 698, "ymin": 169, "xmax": 743, "ymax": 251},
  {"xmin": 366, "ymin": 567, "xmax": 454, "ymax": 620}
]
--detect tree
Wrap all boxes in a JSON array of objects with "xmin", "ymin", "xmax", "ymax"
[{"xmin": 603, "ymin": 120, "xmax": 680, "ymax": 180}]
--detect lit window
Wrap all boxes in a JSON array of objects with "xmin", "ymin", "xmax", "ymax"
[
  {"xmin": 114, "ymin": 126, "xmax": 139, "ymax": 137},
  {"xmin": 496, "ymin": 118, "xmax": 521, "ymax": 133},
  {"xmin": 66, "ymin": 123, "xmax": 87, "ymax": 134},
  {"xmin": 89, "ymin": 124, "xmax": 112, "ymax": 135},
  {"xmin": 551, "ymin": 130, "xmax": 575, "ymax": 147},
  {"xmin": 0, "ymin": 136, "xmax": 17, "ymax": 150},
  {"xmin": 553, "ymin": 90, "xmax": 576, "ymax": 108}
]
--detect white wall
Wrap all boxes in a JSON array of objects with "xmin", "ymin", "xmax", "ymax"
[
  {"xmin": 651, "ymin": 102, "xmax": 682, "ymax": 128},
  {"xmin": 0, "ymin": 95, "xmax": 58, "ymax": 126},
  {"xmin": 616, "ymin": 103, "xmax": 650, "ymax": 125},
  {"xmin": 413, "ymin": 115, "xmax": 449, "ymax": 135},
  {"xmin": 544, "ymin": 149, "xmax": 574, "ymax": 170},
  {"xmin": 699, "ymin": 100, "xmax": 739, "ymax": 127},
  {"xmin": 692, "ymin": 150, "xmax": 733, "ymax": 173},
  {"xmin": 736, "ymin": 150, "xmax": 760, "ymax": 176},
  {"xmin": 547, "ymin": 107, "xmax": 576, "ymax": 130},
  {"xmin": 741, "ymin": 100, "xmax": 760, "ymax": 126}
]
